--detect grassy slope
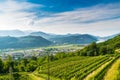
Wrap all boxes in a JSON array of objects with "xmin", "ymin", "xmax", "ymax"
[
  {"xmin": 84, "ymin": 57, "xmax": 115, "ymax": 80},
  {"xmin": 104, "ymin": 58, "xmax": 120, "ymax": 80},
  {"xmin": 36, "ymin": 56, "xmax": 112, "ymax": 80},
  {"xmin": 0, "ymin": 55, "xmax": 120, "ymax": 80}
]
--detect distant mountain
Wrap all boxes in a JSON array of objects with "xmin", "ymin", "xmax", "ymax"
[
  {"xmin": 0, "ymin": 30, "xmax": 26, "ymax": 37},
  {"xmin": 0, "ymin": 36, "xmax": 52, "ymax": 49},
  {"xmin": 101, "ymin": 33, "xmax": 120, "ymax": 40},
  {"xmin": 98, "ymin": 34, "xmax": 120, "ymax": 48},
  {"xmin": 50, "ymin": 34, "xmax": 98, "ymax": 44},
  {"xmin": 30, "ymin": 32, "xmax": 98, "ymax": 44},
  {"xmin": 30, "ymin": 31, "xmax": 53, "ymax": 39},
  {"xmin": 29, "ymin": 31, "xmax": 70, "ymax": 39},
  {"xmin": 0, "ymin": 30, "xmax": 102, "ymax": 46},
  {"xmin": 97, "ymin": 33, "xmax": 120, "ymax": 42}
]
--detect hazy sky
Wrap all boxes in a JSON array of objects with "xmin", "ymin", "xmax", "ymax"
[{"xmin": 0, "ymin": 0, "xmax": 120, "ymax": 36}]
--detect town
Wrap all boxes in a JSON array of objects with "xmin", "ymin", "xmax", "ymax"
[{"xmin": 0, "ymin": 44, "xmax": 84, "ymax": 60}]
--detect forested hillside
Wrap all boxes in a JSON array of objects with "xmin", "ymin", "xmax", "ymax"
[
  {"xmin": 50, "ymin": 34, "xmax": 97, "ymax": 44},
  {"xmin": 75, "ymin": 35, "xmax": 120, "ymax": 56},
  {"xmin": 0, "ymin": 36, "xmax": 52, "ymax": 49}
]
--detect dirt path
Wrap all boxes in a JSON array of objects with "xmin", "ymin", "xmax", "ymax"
[{"xmin": 28, "ymin": 73, "xmax": 45, "ymax": 80}]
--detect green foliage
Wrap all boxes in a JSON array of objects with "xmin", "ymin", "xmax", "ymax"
[
  {"xmin": 79, "ymin": 42, "xmax": 98, "ymax": 56},
  {"xmin": 0, "ymin": 75, "xmax": 9, "ymax": 80},
  {"xmin": 0, "ymin": 72, "xmax": 32, "ymax": 80},
  {"xmin": 3, "ymin": 56, "xmax": 14, "ymax": 73},
  {"xmin": 26, "ymin": 60, "xmax": 37, "ymax": 72},
  {"xmin": 54, "ymin": 52, "xmax": 66, "ymax": 59},
  {"xmin": 0, "ymin": 58, "xmax": 3, "ymax": 73},
  {"xmin": 0, "ymin": 55, "xmax": 46, "ymax": 74}
]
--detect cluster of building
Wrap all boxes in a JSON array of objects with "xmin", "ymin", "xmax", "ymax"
[
  {"xmin": 0, "ymin": 49, "xmax": 44, "ymax": 60},
  {"xmin": 0, "ymin": 47, "xmax": 78, "ymax": 60}
]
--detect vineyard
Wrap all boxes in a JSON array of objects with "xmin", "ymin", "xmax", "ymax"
[
  {"xmin": 0, "ymin": 54, "xmax": 120, "ymax": 80},
  {"xmin": 35, "ymin": 54, "xmax": 120, "ymax": 80}
]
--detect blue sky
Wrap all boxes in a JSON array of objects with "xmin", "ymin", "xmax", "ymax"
[
  {"xmin": 0, "ymin": 0, "xmax": 120, "ymax": 36},
  {"xmin": 28, "ymin": 0, "xmax": 120, "ymax": 12}
]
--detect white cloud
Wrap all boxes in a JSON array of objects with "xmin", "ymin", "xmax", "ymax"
[
  {"xmin": 34, "ymin": 3, "xmax": 120, "ymax": 25},
  {"xmin": 36, "ymin": 18, "xmax": 120, "ymax": 37},
  {"xmin": 0, "ymin": 0, "xmax": 39, "ymax": 12},
  {"xmin": 0, "ymin": 0, "xmax": 120, "ymax": 36},
  {"xmin": 0, "ymin": 0, "xmax": 41, "ymax": 30},
  {"xmin": 33, "ymin": 3, "xmax": 120, "ymax": 36}
]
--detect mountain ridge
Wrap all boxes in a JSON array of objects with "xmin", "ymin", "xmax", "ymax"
[
  {"xmin": 0, "ymin": 30, "xmax": 119, "ymax": 49},
  {"xmin": 0, "ymin": 36, "xmax": 52, "ymax": 49}
]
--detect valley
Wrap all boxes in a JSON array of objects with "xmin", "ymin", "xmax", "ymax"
[
  {"xmin": 0, "ymin": 31, "xmax": 120, "ymax": 80},
  {"xmin": 0, "ymin": 44, "xmax": 85, "ymax": 60}
]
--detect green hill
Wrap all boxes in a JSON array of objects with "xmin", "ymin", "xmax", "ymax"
[
  {"xmin": 77, "ymin": 35, "xmax": 120, "ymax": 56},
  {"xmin": 0, "ymin": 36, "xmax": 52, "ymax": 49},
  {"xmin": 98, "ymin": 35, "xmax": 120, "ymax": 49},
  {"xmin": 50, "ymin": 34, "xmax": 97, "ymax": 44}
]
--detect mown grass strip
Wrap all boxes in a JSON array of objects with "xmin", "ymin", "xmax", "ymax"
[
  {"xmin": 71, "ymin": 57, "xmax": 111, "ymax": 80},
  {"xmin": 34, "ymin": 72, "xmax": 61, "ymax": 80},
  {"xmin": 104, "ymin": 58, "xmax": 120, "ymax": 80},
  {"xmin": 28, "ymin": 73, "xmax": 45, "ymax": 80},
  {"xmin": 84, "ymin": 57, "xmax": 114, "ymax": 80},
  {"xmin": 38, "ymin": 56, "xmax": 110, "ymax": 80},
  {"xmin": 95, "ymin": 56, "xmax": 120, "ymax": 80}
]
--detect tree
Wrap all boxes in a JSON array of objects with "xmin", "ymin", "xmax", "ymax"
[
  {"xmin": 87, "ymin": 50, "xmax": 94, "ymax": 56},
  {"xmin": 31, "ymin": 56, "xmax": 37, "ymax": 61},
  {"xmin": 90, "ymin": 42, "xmax": 98, "ymax": 56},
  {"xmin": 9, "ymin": 66, "xmax": 14, "ymax": 80},
  {"xmin": 99, "ymin": 46, "xmax": 107, "ymax": 55},
  {"xmin": 0, "ymin": 58, "xmax": 3, "ymax": 73},
  {"xmin": 114, "ymin": 42, "xmax": 120, "ymax": 49},
  {"xmin": 3, "ymin": 55, "xmax": 13, "ymax": 73},
  {"xmin": 81, "ymin": 42, "xmax": 98, "ymax": 56},
  {"xmin": 18, "ymin": 58, "xmax": 28, "ymax": 71},
  {"xmin": 26, "ymin": 60, "xmax": 37, "ymax": 72},
  {"xmin": 54, "ymin": 52, "xmax": 66, "ymax": 59}
]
